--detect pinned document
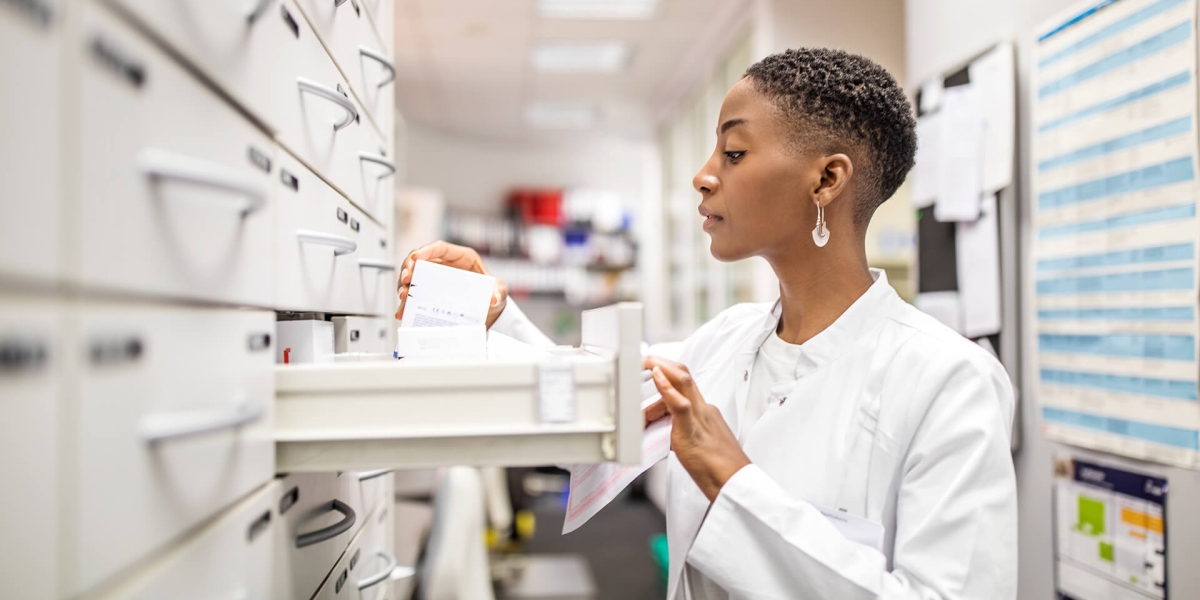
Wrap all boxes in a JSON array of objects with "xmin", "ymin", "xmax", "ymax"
[
  {"xmin": 933, "ymin": 84, "xmax": 985, "ymax": 222},
  {"xmin": 970, "ymin": 42, "xmax": 1015, "ymax": 193},
  {"xmin": 956, "ymin": 193, "xmax": 1002, "ymax": 338}
]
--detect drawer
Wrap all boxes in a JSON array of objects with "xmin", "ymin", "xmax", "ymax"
[
  {"xmin": 334, "ymin": 316, "xmax": 392, "ymax": 353},
  {"xmin": 0, "ymin": 297, "xmax": 64, "ymax": 600},
  {"xmin": 0, "ymin": 1, "xmax": 62, "ymax": 284},
  {"xmin": 275, "ymin": 148, "xmax": 396, "ymax": 316},
  {"xmin": 273, "ymin": 472, "xmax": 360, "ymax": 600},
  {"xmin": 348, "ymin": 468, "xmax": 395, "ymax": 530},
  {"xmin": 274, "ymin": 303, "xmax": 645, "ymax": 473},
  {"xmin": 312, "ymin": 503, "xmax": 397, "ymax": 600},
  {"xmin": 294, "ymin": 0, "xmax": 394, "ymax": 141},
  {"xmin": 76, "ymin": 2, "xmax": 276, "ymax": 307},
  {"xmin": 96, "ymin": 481, "xmax": 277, "ymax": 600},
  {"xmin": 72, "ymin": 304, "xmax": 275, "ymax": 594},
  {"xmin": 360, "ymin": 0, "xmax": 393, "ymax": 58}
]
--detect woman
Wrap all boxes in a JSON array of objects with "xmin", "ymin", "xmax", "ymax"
[{"xmin": 397, "ymin": 48, "xmax": 1017, "ymax": 600}]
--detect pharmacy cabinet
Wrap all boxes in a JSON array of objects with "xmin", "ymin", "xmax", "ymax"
[
  {"xmin": 293, "ymin": 0, "xmax": 395, "ymax": 143},
  {"xmin": 93, "ymin": 481, "xmax": 277, "ymax": 600},
  {"xmin": 71, "ymin": 304, "xmax": 275, "ymax": 595},
  {"xmin": 275, "ymin": 147, "xmax": 394, "ymax": 316},
  {"xmin": 0, "ymin": 0, "xmax": 62, "ymax": 284},
  {"xmin": 273, "ymin": 303, "xmax": 645, "ymax": 472},
  {"xmin": 311, "ymin": 500, "xmax": 399, "ymax": 600},
  {"xmin": 0, "ymin": 298, "xmax": 64, "ymax": 600},
  {"xmin": 107, "ymin": 0, "xmax": 395, "ymax": 225},
  {"xmin": 75, "ymin": 1, "xmax": 277, "ymax": 307},
  {"xmin": 272, "ymin": 472, "xmax": 362, "ymax": 600}
]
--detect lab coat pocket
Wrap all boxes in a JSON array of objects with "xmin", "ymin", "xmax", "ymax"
[{"xmin": 811, "ymin": 501, "xmax": 886, "ymax": 552}]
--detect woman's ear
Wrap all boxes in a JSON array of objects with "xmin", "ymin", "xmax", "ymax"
[{"xmin": 814, "ymin": 153, "xmax": 854, "ymax": 208}]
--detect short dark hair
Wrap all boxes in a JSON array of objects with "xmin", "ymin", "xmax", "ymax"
[{"xmin": 744, "ymin": 48, "xmax": 917, "ymax": 229}]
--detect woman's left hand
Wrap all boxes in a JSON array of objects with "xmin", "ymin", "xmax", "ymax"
[{"xmin": 644, "ymin": 356, "xmax": 751, "ymax": 502}]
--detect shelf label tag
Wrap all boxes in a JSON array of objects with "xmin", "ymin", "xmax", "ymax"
[{"xmin": 538, "ymin": 359, "xmax": 576, "ymax": 423}]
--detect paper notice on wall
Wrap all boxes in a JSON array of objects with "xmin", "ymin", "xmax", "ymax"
[
  {"xmin": 1053, "ymin": 454, "xmax": 1167, "ymax": 600},
  {"xmin": 563, "ymin": 393, "xmax": 670, "ymax": 534},
  {"xmin": 956, "ymin": 193, "xmax": 1003, "ymax": 338},
  {"xmin": 970, "ymin": 42, "xmax": 1016, "ymax": 193},
  {"xmin": 934, "ymin": 84, "xmax": 985, "ymax": 222},
  {"xmin": 915, "ymin": 291, "xmax": 963, "ymax": 333},
  {"xmin": 912, "ymin": 113, "xmax": 943, "ymax": 208}
]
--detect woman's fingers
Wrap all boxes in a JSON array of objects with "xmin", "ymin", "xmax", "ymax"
[
  {"xmin": 643, "ymin": 399, "xmax": 669, "ymax": 426},
  {"xmin": 644, "ymin": 356, "xmax": 705, "ymax": 407},
  {"xmin": 652, "ymin": 367, "xmax": 693, "ymax": 418}
]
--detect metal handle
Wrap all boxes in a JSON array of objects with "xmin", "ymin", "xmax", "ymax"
[
  {"xmin": 357, "ymin": 468, "xmax": 394, "ymax": 481},
  {"xmin": 139, "ymin": 398, "xmax": 265, "ymax": 443},
  {"xmin": 359, "ymin": 152, "xmax": 396, "ymax": 180},
  {"xmin": 358, "ymin": 258, "xmax": 395, "ymax": 271},
  {"xmin": 297, "ymin": 229, "xmax": 357, "ymax": 255},
  {"xmin": 296, "ymin": 499, "xmax": 356, "ymax": 548},
  {"xmin": 358, "ymin": 46, "xmax": 396, "ymax": 88},
  {"xmin": 297, "ymin": 77, "xmax": 358, "ymax": 131},
  {"xmin": 358, "ymin": 550, "xmax": 398, "ymax": 590},
  {"xmin": 138, "ymin": 149, "xmax": 267, "ymax": 217}
]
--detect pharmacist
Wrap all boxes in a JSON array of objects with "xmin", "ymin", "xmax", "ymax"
[{"xmin": 396, "ymin": 48, "xmax": 1017, "ymax": 600}]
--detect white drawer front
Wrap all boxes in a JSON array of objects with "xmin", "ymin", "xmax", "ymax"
[
  {"xmin": 73, "ymin": 304, "xmax": 275, "ymax": 594},
  {"xmin": 274, "ymin": 472, "xmax": 360, "ymax": 600},
  {"xmin": 0, "ymin": 2, "xmax": 61, "ymax": 284},
  {"xmin": 0, "ymin": 298, "xmax": 63, "ymax": 600},
  {"xmin": 105, "ymin": 0, "xmax": 294, "ymax": 134},
  {"xmin": 294, "ymin": 0, "xmax": 394, "ymax": 143},
  {"xmin": 333, "ymin": 316, "xmax": 391, "ymax": 354},
  {"xmin": 275, "ymin": 148, "xmax": 394, "ymax": 316},
  {"xmin": 76, "ymin": 3, "xmax": 276, "ymax": 306},
  {"xmin": 360, "ymin": 0, "xmax": 393, "ymax": 58},
  {"xmin": 97, "ymin": 481, "xmax": 277, "ymax": 600}
]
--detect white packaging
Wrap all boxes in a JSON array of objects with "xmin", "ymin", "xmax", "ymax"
[
  {"xmin": 333, "ymin": 316, "xmax": 390, "ymax": 354},
  {"xmin": 275, "ymin": 320, "xmax": 335, "ymax": 364},
  {"xmin": 394, "ymin": 325, "xmax": 487, "ymax": 362}
]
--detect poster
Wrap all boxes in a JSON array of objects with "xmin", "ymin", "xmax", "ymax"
[
  {"xmin": 1032, "ymin": 0, "xmax": 1200, "ymax": 468},
  {"xmin": 1054, "ymin": 455, "xmax": 1168, "ymax": 599}
]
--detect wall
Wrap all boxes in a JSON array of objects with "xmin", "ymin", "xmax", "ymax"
[
  {"xmin": 402, "ymin": 124, "xmax": 653, "ymax": 214},
  {"xmin": 905, "ymin": 1, "xmax": 1200, "ymax": 599}
]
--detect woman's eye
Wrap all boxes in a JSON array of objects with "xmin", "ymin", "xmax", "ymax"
[{"xmin": 724, "ymin": 151, "xmax": 745, "ymax": 163}]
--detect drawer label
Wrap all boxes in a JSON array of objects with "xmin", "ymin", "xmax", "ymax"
[
  {"xmin": 88, "ymin": 336, "xmax": 143, "ymax": 366},
  {"xmin": 337, "ymin": 208, "xmax": 349, "ymax": 223},
  {"xmin": 247, "ymin": 146, "xmax": 272, "ymax": 174},
  {"xmin": 89, "ymin": 36, "xmax": 145, "ymax": 89},
  {"xmin": 281, "ymin": 5, "xmax": 300, "ymax": 38},
  {"xmin": 0, "ymin": 338, "xmax": 47, "ymax": 373},
  {"xmin": 281, "ymin": 169, "xmax": 299, "ymax": 191},
  {"xmin": 538, "ymin": 359, "xmax": 577, "ymax": 424},
  {"xmin": 246, "ymin": 510, "xmax": 271, "ymax": 543}
]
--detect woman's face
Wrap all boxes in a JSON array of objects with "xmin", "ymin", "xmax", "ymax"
[{"xmin": 692, "ymin": 78, "xmax": 819, "ymax": 262}]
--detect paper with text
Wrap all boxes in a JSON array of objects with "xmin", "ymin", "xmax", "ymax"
[
  {"xmin": 563, "ymin": 391, "xmax": 669, "ymax": 534},
  {"xmin": 400, "ymin": 260, "xmax": 495, "ymax": 329}
]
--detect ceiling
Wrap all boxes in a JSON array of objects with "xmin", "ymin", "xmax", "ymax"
[{"xmin": 391, "ymin": 0, "xmax": 753, "ymax": 143}]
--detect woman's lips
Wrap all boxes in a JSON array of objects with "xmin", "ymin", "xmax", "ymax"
[{"xmin": 699, "ymin": 206, "xmax": 723, "ymax": 231}]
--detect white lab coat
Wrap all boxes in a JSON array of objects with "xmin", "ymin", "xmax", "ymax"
[{"xmin": 493, "ymin": 270, "xmax": 1018, "ymax": 600}]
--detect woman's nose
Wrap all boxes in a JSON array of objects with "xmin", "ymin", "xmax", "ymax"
[{"xmin": 693, "ymin": 171, "xmax": 719, "ymax": 195}]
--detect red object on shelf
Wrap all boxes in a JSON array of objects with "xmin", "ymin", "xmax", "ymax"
[{"xmin": 507, "ymin": 187, "xmax": 563, "ymax": 227}]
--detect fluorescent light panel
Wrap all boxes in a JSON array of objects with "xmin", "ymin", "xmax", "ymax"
[
  {"xmin": 531, "ymin": 41, "xmax": 631, "ymax": 73},
  {"xmin": 525, "ymin": 102, "xmax": 596, "ymax": 129},
  {"xmin": 538, "ymin": 0, "xmax": 663, "ymax": 20}
]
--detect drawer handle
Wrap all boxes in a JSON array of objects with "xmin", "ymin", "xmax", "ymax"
[
  {"xmin": 296, "ymin": 229, "xmax": 357, "ymax": 255},
  {"xmin": 359, "ymin": 152, "xmax": 396, "ymax": 179},
  {"xmin": 358, "ymin": 46, "xmax": 396, "ymax": 88},
  {"xmin": 138, "ymin": 149, "xmax": 267, "ymax": 217},
  {"xmin": 139, "ymin": 398, "xmax": 265, "ymax": 443},
  {"xmin": 357, "ymin": 468, "xmax": 394, "ymax": 481},
  {"xmin": 297, "ymin": 77, "xmax": 358, "ymax": 131},
  {"xmin": 296, "ymin": 499, "xmax": 356, "ymax": 548},
  {"xmin": 358, "ymin": 550, "xmax": 398, "ymax": 590},
  {"xmin": 358, "ymin": 259, "xmax": 395, "ymax": 271}
]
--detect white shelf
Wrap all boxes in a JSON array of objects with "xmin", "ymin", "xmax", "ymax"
[{"xmin": 274, "ymin": 303, "xmax": 645, "ymax": 472}]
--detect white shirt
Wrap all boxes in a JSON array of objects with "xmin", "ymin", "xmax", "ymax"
[
  {"xmin": 493, "ymin": 270, "xmax": 1018, "ymax": 600},
  {"xmin": 740, "ymin": 330, "xmax": 803, "ymax": 442}
]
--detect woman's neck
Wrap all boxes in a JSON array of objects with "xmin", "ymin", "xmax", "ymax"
[{"xmin": 769, "ymin": 247, "xmax": 874, "ymax": 346}]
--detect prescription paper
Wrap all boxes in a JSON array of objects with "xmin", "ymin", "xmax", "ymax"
[
  {"xmin": 400, "ymin": 260, "xmax": 495, "ymax": 328},
  {"xmin": 563, "ymin": 384, "xmax": 669, "ymax": 534}
]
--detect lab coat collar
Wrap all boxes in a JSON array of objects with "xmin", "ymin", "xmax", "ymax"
[{"xmin": 767, "ymin": 269, "xmax": 897, "ymax": 378}]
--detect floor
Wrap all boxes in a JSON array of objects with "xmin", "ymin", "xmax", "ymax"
[{"xmin": 515, "ymin": 485, "xmax": 667, "ymax": 600}]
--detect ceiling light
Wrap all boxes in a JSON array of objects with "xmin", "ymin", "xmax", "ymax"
[
  {"xmin": 538, "ymin": 0, "xmax": 663, "ymax": 20},
  {"xmin": 525, "ymin": 102, "xmax": 596, "ymax": 129},
  {"xmin": 531, "ymin": 41, "xmax": 631, "ymax": 73}
]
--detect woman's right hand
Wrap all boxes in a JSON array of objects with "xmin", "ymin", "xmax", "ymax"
[{"xmin": 394, "ymin": 241, "xmax": 510, "ymax": 328}]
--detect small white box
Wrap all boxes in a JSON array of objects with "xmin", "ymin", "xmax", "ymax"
[
  {"xmin": 332, "ymin": 316, "xmax": 389, "ymax": 354},
  {"xmin": 394, "ymin": 325, "xmax": 486, "ymax": 362},
  {"xmin": 276, "ymin": 320, "xmax": 334, "ymax": 364}
]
